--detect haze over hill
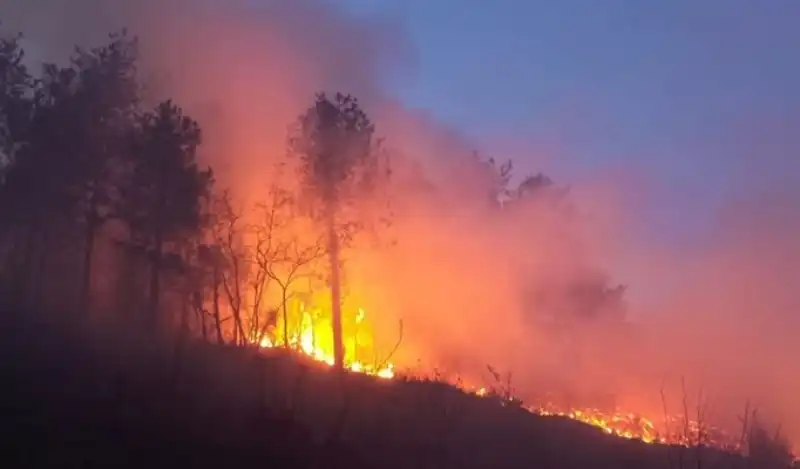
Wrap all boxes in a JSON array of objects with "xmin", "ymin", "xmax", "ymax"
[{"xmin": 2, "ymin": 0, "xmax": 799, "ymax": 451}]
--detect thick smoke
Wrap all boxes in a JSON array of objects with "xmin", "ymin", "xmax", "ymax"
[{"xmin": 4, "ymin": 0, "xmax": 800, "ymax": 445}]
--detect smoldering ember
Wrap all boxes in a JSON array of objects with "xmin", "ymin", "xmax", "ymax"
[{"xmin": 1, "ymin": 1, "xmax": 799, "ymax": 468}]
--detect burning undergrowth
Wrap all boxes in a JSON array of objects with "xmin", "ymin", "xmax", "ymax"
[
  {"xmin": 4, "ymin": 0, "xmax": 800, "ymax": 466},
  {"xmin": 250, "ymin": 296, "xmax": 791, "ymax": 461},
  {"xmin": 254, "ymin": 301, "xmax": 396, "ymax": 379}
]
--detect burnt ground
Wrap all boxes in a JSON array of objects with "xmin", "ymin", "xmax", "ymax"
[{"xmin": 0, "ymin": 307, "xmax": 783, "ymax": 469}]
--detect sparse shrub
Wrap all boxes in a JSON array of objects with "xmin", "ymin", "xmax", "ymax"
[{"xmin": 746, "ymin": 420, "xmax": 794, "ymax": 469}]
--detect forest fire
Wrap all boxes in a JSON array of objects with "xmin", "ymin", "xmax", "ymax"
[
  {"xmin": 4, "ymin": 2, "xmax": 800, "ymax": 467},
  {"xmin": 530, "ymin": 405, "xmax": 741, "ymax": 450},
  {"xmin": 479, "ymin": 392, "xmax": 744, "ymax": 451},
  {"xmin": 255, "ymin": 303, "xmax": 395, "ymax": 379},
  {"xmin": 534, "ymin": 406, "xmax": 661, "ymax": 443},
  {"xmin": 251, "ymin": 301, "xmax": 748, "ymax": 452}
]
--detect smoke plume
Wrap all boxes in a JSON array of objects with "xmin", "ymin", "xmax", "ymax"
[{"xmin": 4, "ymin": 0, "xmax": 800, "ymax": 446}]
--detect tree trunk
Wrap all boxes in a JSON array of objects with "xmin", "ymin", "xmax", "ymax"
[
  {"xmin": 19, "ymin": 224, "xmax": 37, "ymax": 303},
  {"xmin": 81, "ymin": 219, "xmax": 96, "ymax": 316},
  {"xmin": 148, "ymin": 234, "xmax": 163, "ymax": 333},
  {"xmin": 281, "ymin": 288, "xmax": 290, "ymax": 349},
  {"xmin": 199, "ymin": 305, "xmax": 207, "ymax": 341},
  {"xmin": 212, "ymin": 266, "xmax": 224, "ymax": 344},
  {"xmin": 32, "ymin": 228, "xmax": 49, "ymax": 310},
  {"xmin": 328, "ymin": 223, "xmax": 344, "ymax": 370},
  {"xmin": 179, "ymin": 290, "xmax": 189, "ymax": 337},
  {"xmin": 194, "ymin": 288, "xmax": 208, "ymax": 341},
  {"xmin": 231, "ymin": 260, "xmax": 245, "ymax": 345}
]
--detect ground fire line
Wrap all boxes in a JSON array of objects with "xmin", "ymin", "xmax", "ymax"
[{"xmin": 252, "ymin": 303, "xmax": 789, "ymax": 459}]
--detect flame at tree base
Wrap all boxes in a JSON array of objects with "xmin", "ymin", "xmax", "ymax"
[
  {"xmin": 250, "ymin": 303, "xmax": 793, "ymax": 460},
  {"xmin": 254, "ymin": 304, "xmax": 395, "ymax": 379}
]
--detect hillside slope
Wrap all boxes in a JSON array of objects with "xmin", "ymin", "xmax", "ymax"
[{"xmin": 0, "ymin": 308, "xmax": 760, "ymax": 469}]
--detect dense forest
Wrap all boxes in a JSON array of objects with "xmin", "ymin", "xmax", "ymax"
[
  {"xmin": 0, "ymin": 29, "xmax": 628, "ymax": 357},
  {"xmin": 1, "ymin": 27, "xmax": 795, "ymax": 469}
]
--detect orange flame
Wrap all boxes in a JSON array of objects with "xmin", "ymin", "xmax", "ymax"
[
  {"xmin": 255, "ymin": 303, "xmax": 394, "ymax": 379},
  {"xmin": 251, "ymin": 302, "xmax": 794, "ymax": 459}
]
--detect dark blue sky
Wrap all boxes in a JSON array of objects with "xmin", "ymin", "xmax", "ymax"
[{"xmin": 337, "ymin": 0, "xmax": 800, "ymax": 243}]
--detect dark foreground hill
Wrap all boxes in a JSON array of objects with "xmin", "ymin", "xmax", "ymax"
[{"xmin": 0, "ymin": 307, "xmax": 784, "ymax": 469}]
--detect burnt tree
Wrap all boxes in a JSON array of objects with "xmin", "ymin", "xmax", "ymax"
[{"xmin": 288, "ymin": 92, "xmax": 391, "ymax": 369}]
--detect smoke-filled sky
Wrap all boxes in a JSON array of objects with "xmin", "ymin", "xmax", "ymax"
[
  {"xmin": 8, "ymin": 0, "xmax": 800, "ymax": 244},
  {"xmin": 339, "ymin": 0, "xmax": 800, "ymax": 242},
  {"xmin": 4, "ymin": 0, "xmax": 800, "ymax": 443}
]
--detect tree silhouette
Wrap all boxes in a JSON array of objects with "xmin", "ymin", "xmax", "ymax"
[
  {"xmin": 0, "ymin": 31, "xmax": 140, "ymax": 312},
  {"xmin": 481, "ymin": 155, "xmax": 513, "ymax": 208},
  {"xmin": 288, "ymin": 92, "xmax": 390, "ymax": 369},
  {"xmin": 0, "ymin": 28, "xmax": 32, "ymax": 168},
  {"xmin": 252, "ymin": 185, "xmax": 328, "ymax": 349},
  {"xmin": 122, "ymin": 99, "xmax": 213, "ymax": 332},
  {"xmin": 0, "ymin": 57, "xmax": 104, "ymax": 305},
  {"xmin": 208, "ymin": 189, "xmax": 248, "ymax": 345},
  {"xmin": 68, "ymin": 32, "xmax": 140, "ymax": 314},
  {"xmin": 479, "ymin": 154, "xmax": 627, "ymax": 324},
  {"xmin": 0, "ymin": 30, "xmax": 37, "ymax": 300}
]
